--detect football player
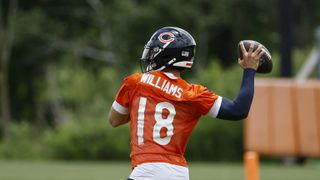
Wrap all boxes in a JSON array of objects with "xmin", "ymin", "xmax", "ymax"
[{"xmin": 108, "ymin": 27, "xmax": 264, "ymax": 180}]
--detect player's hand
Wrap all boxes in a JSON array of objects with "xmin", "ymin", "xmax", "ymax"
[{"xmin": 238, "ymin": 42, "xmax": 264, "ymax": 70}]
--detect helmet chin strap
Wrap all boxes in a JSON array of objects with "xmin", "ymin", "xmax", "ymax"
[
  {"xmin": 167, "ymin": 58, "xmax": 177, "ymax": 65},
  {"xmin": 158, "ymin": 58, "xmax": 177, "ymax": 71},
  {"xmin": 146, "ymin": 58, "xmax": 177, "ymax": 72},
  {"xmin": 145, "ymin": 58, "xmax": 194, "ymax": 72}
]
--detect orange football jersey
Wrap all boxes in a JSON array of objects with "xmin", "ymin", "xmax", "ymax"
[{"xmin": 114, "ymin": 71, "xmax": 218, "ymax": 168}]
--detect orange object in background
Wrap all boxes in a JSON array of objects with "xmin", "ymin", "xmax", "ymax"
[
  {"xmin": 245, "ymin": 79, "xmax": 320, "ymax": 157},
  {"xmin": 244, "ymin": 151, "xmax": 259, "ymax": 180},
  {"xmin": 244, "ymin": 79, "xmax": 320, "ymax": 180}
]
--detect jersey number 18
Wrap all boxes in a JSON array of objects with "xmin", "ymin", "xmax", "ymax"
[{"xmin": 137, "ymin": 97, "xmax": 176, "ymax": 146}]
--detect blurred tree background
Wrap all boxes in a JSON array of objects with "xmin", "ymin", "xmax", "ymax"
[{"xmin": 0, "ymin": 0, "xmax": 319, "ymax": 161}]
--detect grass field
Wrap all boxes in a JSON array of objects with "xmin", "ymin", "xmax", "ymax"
[{"xmin": 0, "ymin": 160, "xmax": 319, "ymax": 180}]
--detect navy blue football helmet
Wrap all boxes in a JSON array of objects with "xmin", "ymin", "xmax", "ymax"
[{"xmin": 141, "ymin": 27, "xmax": 196, "ymax": 72}]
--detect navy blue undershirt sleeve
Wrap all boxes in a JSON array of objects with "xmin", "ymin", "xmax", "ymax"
[{"xmin": 216, "ymin": 68, "xmax": 255, "ymax": 120}]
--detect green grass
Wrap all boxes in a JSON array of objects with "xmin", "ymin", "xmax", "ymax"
[{"xmin": 0, "ymin": 160, "xmax": 319, "ymax": 180}]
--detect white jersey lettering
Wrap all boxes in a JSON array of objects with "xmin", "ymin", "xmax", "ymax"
[{"xmin": 140, "ymin": 73, "xmax": 184, "ymax": 98}]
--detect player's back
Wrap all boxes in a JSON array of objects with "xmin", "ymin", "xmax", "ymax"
[{"xmin": 115, "ymin": 71, "xmax": 218, "ymax": 168}]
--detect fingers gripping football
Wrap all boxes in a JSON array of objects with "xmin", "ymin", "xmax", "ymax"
[
  {"xmin": 238, "ymin": 40, "xmax": 273, "ymax": 73},
  {"xmin": 238, "ymin": 42, "xmax": 263, "ymax": 70}
]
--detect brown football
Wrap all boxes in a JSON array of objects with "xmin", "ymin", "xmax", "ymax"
[{"xmin": 238, "ymin": 40, "xmax": 273, "ymax": 74}]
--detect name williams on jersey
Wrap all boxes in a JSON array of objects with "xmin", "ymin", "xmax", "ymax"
[{"xmin": 140, "ymin": 73, "xmax": 183, "ymax": 98}]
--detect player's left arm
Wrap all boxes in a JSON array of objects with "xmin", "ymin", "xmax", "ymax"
[{"xmin": 108, "ymin": 106, "xmax": 130, "ymax": 127}]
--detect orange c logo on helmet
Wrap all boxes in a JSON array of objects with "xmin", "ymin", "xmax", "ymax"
[{"xmin": 158, "ymin": 32, "xmax": 175, "ymax": 43}]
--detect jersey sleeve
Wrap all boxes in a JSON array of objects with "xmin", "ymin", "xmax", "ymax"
[
  {"xmin": 113, "ymin": 73, "xmax": 140, "ymax": 114},
  {"xmin": 192, "ymin": 85, "xmax": 220, "ymax": 116}
]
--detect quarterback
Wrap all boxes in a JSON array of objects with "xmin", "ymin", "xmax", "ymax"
[{"xmin": 108, "ymin": 27, "xmax": 263, "ymax": 180}]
